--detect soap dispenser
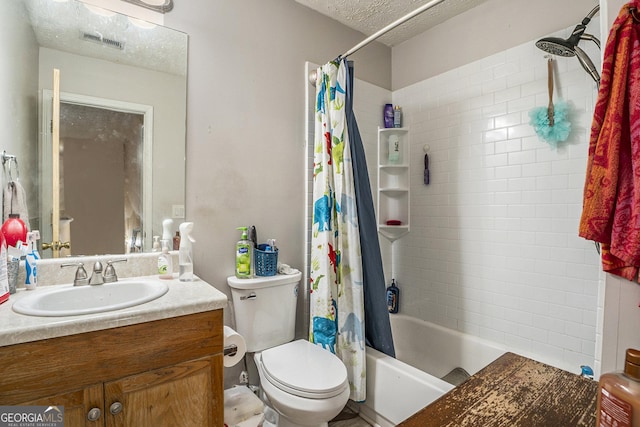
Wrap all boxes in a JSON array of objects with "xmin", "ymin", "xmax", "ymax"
[
  {"xmin": 162, "ymin": 219, "xmax": 174, "ymax": 251},
  {"xmin": 178, "ymin": 222, "xmax": 195, "ymax": 282},
  {"xmin": 158, "ymin": 240, "xmax": 173, "ymax": 280},
  {"xmin": 235, "ymin": 227, "xmax": 252, "ymax": 279}
]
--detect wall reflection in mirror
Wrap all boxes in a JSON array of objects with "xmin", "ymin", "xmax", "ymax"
[{"xmin": 1, "ymin": 0, "xmax": 187, "ymax": 258}]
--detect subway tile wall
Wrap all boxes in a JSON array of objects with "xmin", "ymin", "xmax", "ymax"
[{"xmin": 391, "ymin": 26, "xmax": 602, "ymax": 371}]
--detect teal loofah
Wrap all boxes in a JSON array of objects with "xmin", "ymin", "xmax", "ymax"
[
  {"xmin": 529, "ymin": 58, "xmax": 571, "ymax": 148},
  {"xmin": 529, "ymin": 100, "xmax": 571, "ymax": 148}
]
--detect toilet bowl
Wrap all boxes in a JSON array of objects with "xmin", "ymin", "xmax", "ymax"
[
  {"xmin": 227, "ymin": 273, "xmax": 350, "ymax": 427},
  {"xmin": 255, "ymin": 340, "xmax": 350, "ymax": 427}
]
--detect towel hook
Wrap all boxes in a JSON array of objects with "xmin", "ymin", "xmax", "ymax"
[{"xmin": 1, "ymin": 151, "xmax": 18, "ymax": 183}]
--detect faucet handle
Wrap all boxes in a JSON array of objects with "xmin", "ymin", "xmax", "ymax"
[
  {"xmin": 61, "ymin": 262, "xmax": 89, "ymax": 286},
  {"xmin": 103, "ymin": 258, "xmax": 127, "ymax": 283}
]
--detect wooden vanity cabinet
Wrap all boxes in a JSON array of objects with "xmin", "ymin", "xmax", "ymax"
[
  {"xmin": 25, "ymin": 385, "xmax": 103, "ymax": 427},
  {"xmin": 0, "ymin": 310, "xmax": 224, "ymax": 427}
]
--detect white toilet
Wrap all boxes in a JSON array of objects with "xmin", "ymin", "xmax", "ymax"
[{"xmin": 228, "ymin": 273, "xmax": 350, "ymax": 427}]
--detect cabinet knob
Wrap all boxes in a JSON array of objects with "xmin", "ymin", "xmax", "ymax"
[
  {"xmin": 87, "ymin": 407, "xmax": 101, "ymax": 421},
  {"xmin": 109, "ymin": 402, "xmax": 123, "ymax": 415}
]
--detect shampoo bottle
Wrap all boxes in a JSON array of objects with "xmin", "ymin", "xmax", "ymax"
[
  {"xmin": 393, "ymin": 105, "xmax": 402, "ymax": 128},
  {"xmin": 387, "ymin": 279, "xmax": 399, "ymax": 313},
  {"xmin": 158, "ymin": 241, "xmax": 173, "ymax": 280},
  {"xmin": 597, "ymin": 348, "xmax": 640, "ymax": 426},
  {"xmin": 235, "ymin": 227, "xmax": 252, "ymax": 279},
  {"xmin": 178, "ymin": 222, "xmax": 195, "ymax": 282},
  {"xmin": 384, "ymin": 104, "xmax": 394, "ymax": 128},
  {"xmin": 25, "ymin": 231, "xmax": 40, "ymax": 290}
]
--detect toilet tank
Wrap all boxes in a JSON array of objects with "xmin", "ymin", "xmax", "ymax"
[{"xmin": 227, "ymin": 272, "xmax": 301, "ymax": 352}]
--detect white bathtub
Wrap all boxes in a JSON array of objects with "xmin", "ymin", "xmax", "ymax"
[{"xmin": 355, "ymin": 314, "xmax": 507, "ymax": 427}]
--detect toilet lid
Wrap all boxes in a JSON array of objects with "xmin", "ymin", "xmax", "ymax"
[{"xmin": 261, "ymin": 340, "xmax": 348, "ymax": 399}]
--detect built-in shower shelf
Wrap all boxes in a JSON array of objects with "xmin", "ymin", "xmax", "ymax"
[{"xmin": 377, "ymin": 127, "xmax": 410, "ymax": 242}]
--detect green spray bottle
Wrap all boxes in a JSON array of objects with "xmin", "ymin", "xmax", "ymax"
[{"xmin": 235, "ymin": 227, "xmax": 252, "ymax": 279}]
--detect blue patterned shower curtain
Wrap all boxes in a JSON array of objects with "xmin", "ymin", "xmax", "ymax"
[{"xmin": 310, "ymin": 60, "xmax": 366, "ymax": 401}]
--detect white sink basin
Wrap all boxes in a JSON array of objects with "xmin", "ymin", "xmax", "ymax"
[{"xmin": 12, "ymin": 279, "xmax": 169, "ymax": 317}]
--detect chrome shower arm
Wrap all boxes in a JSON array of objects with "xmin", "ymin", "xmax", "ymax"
[
  {"xmin": 584, "ymin": 5, "xmax": 600, "ymax": 21},
  {"xmin": 574, "ymin": 45, "xmax": 601, "ymax": 87},
  {"xmin": 581, "ymin": 33, "xmax": 601, "ymax": 49}
]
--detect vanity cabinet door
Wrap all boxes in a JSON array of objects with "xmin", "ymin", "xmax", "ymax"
[
  {"xmin": 23, "ymin": 383, "xmax": 104, "ymax": 427},
  {"xmin": 104, "ymin": 355, "xmax": 222, "ymax": 427}
]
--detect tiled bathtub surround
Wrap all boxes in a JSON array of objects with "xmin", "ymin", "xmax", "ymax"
[{"xmin": 391, "ymin": 26, "xmax": 601, "ymax": 371}]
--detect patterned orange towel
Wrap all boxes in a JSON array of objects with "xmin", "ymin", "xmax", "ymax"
[{"xmin": 579, "ymin": 1, "xmax": 640, "ymax": 281}]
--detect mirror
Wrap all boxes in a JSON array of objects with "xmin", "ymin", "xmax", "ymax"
[{"xmin": 2, "ymin": 0, "xmax": 187, "ymax": 258}]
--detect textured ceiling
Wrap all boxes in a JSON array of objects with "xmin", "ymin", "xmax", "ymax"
[
  {"xmin": 22, "ymin": 0, "xmax": 187, "ymax": 76},
  {"xmin": 295, "ymin": 0, "xmax": 491, "ymax": 47}
]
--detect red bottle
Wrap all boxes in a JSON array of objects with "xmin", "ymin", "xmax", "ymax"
[{"xmin": 1, "ymin": 214, "xmax": 27, "ymax": 248}]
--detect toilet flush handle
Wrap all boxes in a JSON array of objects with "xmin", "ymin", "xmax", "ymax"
[{"xmin": 240, "ymin": 292, "xmax": 257, "ymax": 301}]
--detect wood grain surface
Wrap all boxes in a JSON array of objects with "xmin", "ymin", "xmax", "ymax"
[
  {"xmin": 0, "ymin": 310, "xmax": 223, "ymax": 404},
  {"xmin": 398, "ymin": 352, "xmax": 598, "ymax": 427}
]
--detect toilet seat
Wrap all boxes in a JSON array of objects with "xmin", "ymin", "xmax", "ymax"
[{"xmin": 260, "ymin": 340, "xmax": 348, "ymax": 399}]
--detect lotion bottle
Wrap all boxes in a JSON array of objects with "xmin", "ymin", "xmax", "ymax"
[
  {"xmin": 178, "ymin": 222, "xmax": 195, "ymax": 282},
  {"xmin": 597, "ymin": 348, "xmax": 640, "ymax": 426}
]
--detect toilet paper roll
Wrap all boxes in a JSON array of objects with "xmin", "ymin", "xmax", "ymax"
[{"xmin": 223, "ymin": 326, "xmax": 247, "ymax": 367}]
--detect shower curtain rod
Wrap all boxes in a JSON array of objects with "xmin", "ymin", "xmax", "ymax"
[
  {"xmin": 310, "ymin": 0, "xmax": 447, "ymax": 84},
  {"xmin": 339, "ymin": 0, "xmax": 447, "ymax": 59}
]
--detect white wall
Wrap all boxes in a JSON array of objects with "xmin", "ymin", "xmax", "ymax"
[
  {"xmin": 393, "ymin": 0, "xmax": 600, "ymax": 89},
  {"xmin": 391, "ymin": 21, "xmax": 602, "ymax": 372},
  {"xmin": 164, "ymin": 0, "xmax": 391, "ymax": 332},
  {"xmin": 121, "ymin": 0, "xmax": 631, "ymax": 378}
]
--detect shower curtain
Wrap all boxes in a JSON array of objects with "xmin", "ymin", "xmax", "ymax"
[
  {"xmin": 310, "ymin": 59, "xmax": 395, "ymax": 402},
  {"xmin": 310, "ymin": 59, "xmax": 366, "ymax": 401}
]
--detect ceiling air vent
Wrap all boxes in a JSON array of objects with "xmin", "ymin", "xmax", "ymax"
[{"xmin": 81, "ymin": 31, "xmax": 125, "ymax": 50}]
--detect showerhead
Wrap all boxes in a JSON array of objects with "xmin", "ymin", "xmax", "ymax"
[
  {"xmin": 535, "ymin": 37, "xmax": 577, "ymax": 57},
  {"xmin": 535, "ymin": 5, "xmax": 601, "ymax": 86}
]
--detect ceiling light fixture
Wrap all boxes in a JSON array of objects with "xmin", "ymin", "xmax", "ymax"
[{"xmin": 120, "ymin": 0, "xmax": 174, "ymax": 13}]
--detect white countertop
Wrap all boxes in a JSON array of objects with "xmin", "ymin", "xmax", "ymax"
[{"xmin": 0, "ymin": 275, "xmax": 227, "ymax": 347}]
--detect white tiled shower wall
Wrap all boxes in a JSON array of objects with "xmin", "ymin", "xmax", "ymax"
[
  {"xmin": 391, "ymin": 25, "xmax": 602, "ymax": 370},
  {"xmin": 306, "ymin": 23, "xmax": 602, "ymax": 372}
]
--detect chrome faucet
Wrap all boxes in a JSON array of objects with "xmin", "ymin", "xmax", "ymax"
[{"xmin": 62, "ymin": 258, "xmax": 127, "ymax": 286}]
